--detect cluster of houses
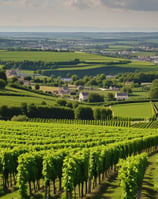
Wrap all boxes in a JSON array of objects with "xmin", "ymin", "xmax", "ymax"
[
  {"xmin": 79, "ymin": 92, "xmax": 128, "ymax": 102},
  {"xmin": 6, "ymin": 69, "xmax": 129, "ymax": 101},
  {"xmin": 135, "ymin": 55, "xmax": 158, "ymax": 64}
]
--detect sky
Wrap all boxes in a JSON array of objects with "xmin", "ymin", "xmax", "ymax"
[{"xmin": 0, "ymin": 0, "xmax": 158, "ymax": 32}]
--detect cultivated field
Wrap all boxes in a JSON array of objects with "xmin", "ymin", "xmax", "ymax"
[
  {"xmin": 0, "ymin": 121, "xmax": 158, "ymax": 199},
  {"xmin": 0, "ymin": 51, "xmax": 122, "ymax": 62},
  {"xmin": 112, "ymin": 102, "xmax": 153, "ymax": 119},
  {"xmin": 0, "ymin": 51, "xmax": 157, "ymax": 77}
]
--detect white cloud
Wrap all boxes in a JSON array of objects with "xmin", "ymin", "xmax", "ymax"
[{"xmin": 65, "ymin": 0, "xmax": 101, "ymax": 9}]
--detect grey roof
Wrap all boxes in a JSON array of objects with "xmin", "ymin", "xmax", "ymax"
[
  {"xmin": 116, "ymin": 92, "xmax": 128, "ymax": 97},
  {"xmin": 80, "ymin": 92, "xmax": 89, "ymax": 96}
]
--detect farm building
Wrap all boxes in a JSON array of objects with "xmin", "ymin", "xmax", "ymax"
[
  {"xmin": 115, "ymin": 92, "xmax": 129, "ymax": 100},
  {"xmin": 58, "ymin": 87, "xmax": 70, "ymax": 95},
  {"xmin": 109, "ymin": 86, "xmax": 120, "ymax": 91},
  {"xmin": 6, "ymin": 69, "xmax": 20, "ymax": 78},
  {"xmin": 79, "ymin": 92, "xmax": 89, "ymax": 101}
]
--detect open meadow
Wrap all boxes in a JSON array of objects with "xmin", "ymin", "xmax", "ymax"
[
  {"xmin": 0, "ymin": 86, "xmax": 57, "ymax": 107},
  {"xmin": 111, "ymin": 102, "xmax": 153, "ymax": 119}
]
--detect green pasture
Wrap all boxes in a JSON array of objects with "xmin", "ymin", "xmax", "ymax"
[
  {"xmin": 1, "ymin": 50, "xmax": 158, "ymax": 77},
  {"xmin": 129, "ymin": 87, "xmax": 149, "ymax": 100},
  {"xmin": 108, "ymin": 45, "xmax": 133, "ymax": 50},
  {"xmin": 112, "ymin": 102, "xmax": 152, "ymax": 119},
  {"xmin": 55, "ymin": 60, "xmax": 155, "ymax": 71},
  {"xmin": 134, "ymin": 52, "xmax": 158, "ymax": 56},
  {"xmin": 0, "ymin": 95, "xmax": 56, "ymax": 107},
  {"xmin": 0, "ymin": 51, "xmax": 122, "ymax": 62},
  {"xmin": 0, "ymin": 86, "xmax": 57, "ymax": 107}
]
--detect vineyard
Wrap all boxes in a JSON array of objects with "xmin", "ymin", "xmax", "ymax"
[{"xmin": 0, "ymin": 121, "xmax": 158, "ymax": 199}]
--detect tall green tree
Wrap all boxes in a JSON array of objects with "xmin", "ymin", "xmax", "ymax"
[
  {"xmin": 88, "ymin": 93, "xmax": 104, "ymax": 103},
  {"xmin": 0, "ymin": 70, "xmax": 7, "ymax": 82},
  {"xmin": 75, "ymin": 106, "xmax": 93, "ymax": 120},
  {"xmin": 150, "ymin": 79, "xmax": 158, "ymax": 99},
  {"xmin": 0, "ymin": 79, "xmax": 6, "ymax": 89}
]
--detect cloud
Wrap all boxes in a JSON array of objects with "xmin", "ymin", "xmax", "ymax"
[
  {"xmin": 65, "ymin": 0, "xmax": 100, "ymax": 9},
  {"xmin": 64, "ymin": 0, "xmax": 158, "ymax": 11},
  {"xmin": 100, "ymin": 0, "xmax": 158, "ymax": 11},
  {"xmin": 0, "ymin": 0, "xmax": 158, "ymax": 11}
]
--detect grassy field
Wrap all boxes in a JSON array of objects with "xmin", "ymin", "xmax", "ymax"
[
  {"xmin": 0, "ymin": 86, "xmax": 57, "ymax": 107},
  {"xmin": 0, "ymin": 51, "xmax": 123, "ymax": 62},
  {"xmin": 0, "ymin": 50, "xmax": 157, "ymax": 78},
  {"xmin": 112, "ymin": 102, "xmax": 153, "ymax": 119}
]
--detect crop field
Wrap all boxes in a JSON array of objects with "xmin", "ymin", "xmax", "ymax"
[
  {"xmin": 112, "ymin": 102, "xmax": 153, "ymax": 119},
  {"xmin": 0, "ymin": 51, "xmax": 123, "ymax": 62},
  {"xmin": 0, "ymin": 121, "xmax": 158, "ymax": 199}
]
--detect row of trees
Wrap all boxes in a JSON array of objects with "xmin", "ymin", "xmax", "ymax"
[
  {"xmin": 0, "ymin": 103, "xmax": 74, "ymax": 120},
  {"xmin": 2, "ymin": 59, "xmax": 80, "ymax": 71},
  {"xmin": 0, "ymin": 103, "xmax": 112, "ymax": 121}
]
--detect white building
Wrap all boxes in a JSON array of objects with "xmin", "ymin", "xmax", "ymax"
[
  {"xmin": 79, "ymin": 92, "xmax": 89, "ymax": 101},
  {"xmin": 115, "ymin": 92, "xmax": 128, "ymax": 100},
  {"xmin": 109, "ymin": 86, "xmax": 120, "ymax": 91}
]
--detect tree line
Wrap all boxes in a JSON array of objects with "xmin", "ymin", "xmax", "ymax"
[{"xmin": 0, "ymin": 103, "xmax": 112, "ymax": 121}]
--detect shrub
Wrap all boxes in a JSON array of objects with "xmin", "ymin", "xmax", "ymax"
[
  {"xmin": 0, "ymin": 79, "xmax": 6, "ymax": 89},
  {"xmin": 75, "ymin": 106, "xmax": 93, "ymax": 120},
  {"xmin": 88, "ymin": 93, "xmax": 104, "ymax": 103},
  {"xmin": 11, "ymin": 115, "xmax": 28, "ymax": 121},
  {"xmin": 56, "ymin": 99, "xmax": 67, "ymax": 106}
]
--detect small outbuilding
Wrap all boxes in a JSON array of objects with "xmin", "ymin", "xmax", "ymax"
[
  {"xmin": 79, "ymin": 92, "xmax": 89, "ymax": 101},
  {"xmin": 115, "ymin": 92, "xmax": 129, "ymax": 100}
]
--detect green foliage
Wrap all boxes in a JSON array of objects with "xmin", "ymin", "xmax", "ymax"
[
  {"xmin": 11, "ymin": 115, "xmax": 28, "ymax": 121},
  {"xmin": 0, "ymin": 70, "xmax": 7, "ymax": 82},
  {"xmin": 0, "ymin": 79, "xmax": 6, "ymax": 89},
  {"xmin": 66, "ymin": 102, "xmax": 73, "ymax": 109},
  {"xmin": 11, "ymin": 76, "xmax": 18, "ymax": 83},
  {"xmin": 0, "ymin": 120, "xmax": 158, "ymax": 198},
  {"xmin": 107, "ymin": 92, "xmax": 115, "ymax": 101},
  {"xmin": 93, "ymin": 108, "xmax": 101, "ymax": 120},
  {"xmin": 88, "ymin": 93, "xmax": 104, "ymax": 103},
  {"xmin": 101, "ymin": 108, "xmax": 113, "ymax": 120},
  {"xmin": 0, "ymin": 105, "xmax": 22, "ymax": 120},
  {"xmin": 35, "ymin": 84, "xmax": 40, "ymax": 90},
  {"xmin": 75, "ymin": 106, "xmax": 94, "ymax": 120},
  {"xmin": 73, "ymin": 101, "xmax": 79, "ymax": 109},
  {"xmin": 121, "ymin": 86, "xmax": 132, "ymax": 94},
  {"xmin": 75, "ymin": 79, "xmax": 85, "ymax": 86},
  {"xmin": 103, "ymin": 79, "xmax": 113, "ymax": 88},
  {"xmin": 56, "ymin": 99, "xmax": 67, "ymax": 106},
  {"xmin": 71, "ymin": 74, "xmax": 79, "ymax": 82},
  {"xmin": 93, "ymin": 108, "xmax": 112, "ymax": 120},
  {"xmin": 118, "ymin": 153, "xmax": 148, "ymax": 199},
  {"xmin": 150, "ymin": 79, "xmax": 158, "ymax": 99}
]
